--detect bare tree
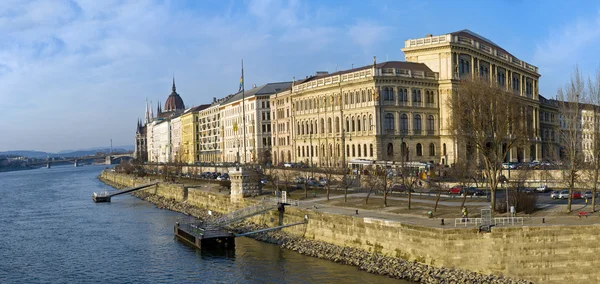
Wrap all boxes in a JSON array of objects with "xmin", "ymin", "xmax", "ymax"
[
  {"xmin": 321, "ymin": 164, "xmax": 341, "ymax": 201},
  {"xmin": 362, "ymin": 170, "xmax": 380, "ymax": 205},
  {"xmin": 585, "ymin": 68, "xmax": 600, "ymax": 212},
  {"xmin": 449, "ymin": 77, "xmax": 528, "ymax": 212},
  {"xmin": 557, "ymin": 66, "xmax": 586, "ymax": 213},
  {"xmin": 338, "ymin": 168, "xmax": 356, "ymax": 203}
]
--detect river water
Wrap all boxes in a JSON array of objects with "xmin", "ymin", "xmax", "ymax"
[{"xmin": 0, "ymin": 165, "xmax": 403, "ymax": 283}]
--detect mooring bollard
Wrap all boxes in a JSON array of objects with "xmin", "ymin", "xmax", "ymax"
[
  {"xmin": 355, "ymin": 209, "xmax": 359, "ymax": 215},
  {"xmin": 542, "ymin": 217, "xmax": 545, "ymax": 224},
  {"xmin": 441, "ymin": 218, "xmax": 445, "ymax": 225}
]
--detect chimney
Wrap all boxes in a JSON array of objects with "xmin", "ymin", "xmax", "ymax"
[
  {"xmin": 213, "ymin": 97, "xmax": 216, "ymax": 103},
  {"xmin": 426, "ymin": 34, "xmax": 433, "ymax": 37},
  {"xmin": 253, "ymin": 84, "xmax": 257, "ymax": 88}
]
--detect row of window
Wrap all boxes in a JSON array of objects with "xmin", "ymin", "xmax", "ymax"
[
  {"xmin": 384, "ymin": 113, "xmax": 435, "ymax": 132},
  {"xmin": 381, "ymin": 87, "xmax": 435, "ymax": 104},
  {"xmin": 297, "ymin": 114, "xmax": 375, "ymax": 135}
]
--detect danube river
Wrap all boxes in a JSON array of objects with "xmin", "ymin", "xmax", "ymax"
[{"xmin": 0, "ymin": 165, "xmax": 403, "ymax": 283}]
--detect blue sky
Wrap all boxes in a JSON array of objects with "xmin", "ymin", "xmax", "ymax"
[{"xmin": 1, "ymin": 0, "xmax": 599, "ymax": 152}]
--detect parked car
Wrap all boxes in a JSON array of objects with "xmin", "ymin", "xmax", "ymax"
[
  {"xmin": 583, "ymin": 190, "xmax": 593, "ymax": 199},
  {"xmin": 260, "ymin": 177, "xmax": 268, "ymax": 184},
  {"xmin": 460, "ymin": 187, "xmax": 482, "ymax": 196},
  {"xmin": 318, "ymin": 178, "xmax": 328, "ymax": 186},
  {"xmin": 217, "ymin": 173, "xmax": 230, "ymax": 181},
  {"xmin": 294, "ymin": 177, "xmax": 306, "ymax": 184},
  {"xmin": 551, "ymin": 191, "xmax": 559, "ymax": 199},
  {"xmin": 522, "ymin": 188, "xmax": 534, "ymax": 195},
  {"xmin": 572, "ymin": 191, "xmax": 582, "ymax": 199},
  {"xmin": 558, "ymin": 190, "xmax": 570, "ymax": 199},
  {"xmin": 284, "ymin": 163, "xmax": 293, "ymax": 168},
  {"xmin": 536, "ymin": 185, "xmax": 549, "ymax": 193},
  {"xmin": 449, "ymin": 186, "xmax": 462, "ymax": 195}
]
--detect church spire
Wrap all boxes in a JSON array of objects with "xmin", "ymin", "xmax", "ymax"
[{"xmin": 172, "ymin": 75, "xmax": 176, "ymax": 93}]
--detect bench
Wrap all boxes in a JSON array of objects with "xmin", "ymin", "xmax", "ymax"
[{"xmin": 578, "ymin": 212, "xmax": 589, "ymax": 218}]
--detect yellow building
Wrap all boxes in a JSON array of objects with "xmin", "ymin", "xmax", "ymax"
[
  {"xmin": 402, "ymin": 29, "xmax": 541, "ymax": 163},
  {"xmin": 180, "ymin": 109, "xmax": 197, "ymax": 164}
]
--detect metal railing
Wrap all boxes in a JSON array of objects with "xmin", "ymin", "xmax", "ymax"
[
  {"xmin": 454, "ymin": 218, "xmax": 483, "ymax": 227},
  {"xmin": 204, "ymin": 201, "xmax": 277, "ymax": 230},
  {"xmin": 494, "ymin": 217, "xmax": 524, "ymax": 226}
]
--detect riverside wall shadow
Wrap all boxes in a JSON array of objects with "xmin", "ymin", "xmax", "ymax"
[{"xmin": 100, "ymin": 171, "xmax": 600, "ymax": 284}]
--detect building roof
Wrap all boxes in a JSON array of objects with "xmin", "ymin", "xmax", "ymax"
[
  {"xmin": 220, "ymin": 82, "xmax": 293, "ymax": 105},
  {"xmin": 450, "ymin": 29, "xmax": 514, "ymax": 58},
  {"xmin": 164, "ymin": 77, "xmax": 185, "ymax": 112},
  {"xmin": 299, "ymin": 61, "xmax": 434, "ymax": 84}
]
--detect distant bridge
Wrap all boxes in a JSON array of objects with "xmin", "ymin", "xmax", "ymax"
[{"xmin": 26, "ymin": 153, "xmax": 134, "ymax": 167}]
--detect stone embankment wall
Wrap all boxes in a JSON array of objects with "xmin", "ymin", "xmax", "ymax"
[{"xmin": 100, "ymin": 171, "xmax": 599, "ymax": 283}]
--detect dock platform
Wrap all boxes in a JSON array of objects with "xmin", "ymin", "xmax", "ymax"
[{"xmin": 174, "ymin": 222, "xmax": 235, "ymax": 249}]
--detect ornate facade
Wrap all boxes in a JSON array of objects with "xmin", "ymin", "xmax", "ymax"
[{"xmin": 402, "ymin": 29, "xmax": 542, "ymax": 163}]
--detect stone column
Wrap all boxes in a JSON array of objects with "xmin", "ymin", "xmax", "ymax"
[
  {"xmin": 229, "ymin": 166, "xmax": 261, "ymax": 203},
  {"xmin": 471, "ymin": 55, "xmax": 475, "ymax": 79}
]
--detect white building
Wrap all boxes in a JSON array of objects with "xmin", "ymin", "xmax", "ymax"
[
  {"xmin": 153, "ymin": 120, "xmax": 171, "ymax": 163},
  {"xmin": 170, "ymin": 115, "xmax": 182, "ymax": 163},
  {"xmin": 220, "ymin": 82, "xmax": 292, "ymax": 164}
]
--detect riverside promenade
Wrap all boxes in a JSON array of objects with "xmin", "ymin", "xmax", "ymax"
[{"xmin": 101, "ymin": 171, "xmax": 600, "ymax": 284}]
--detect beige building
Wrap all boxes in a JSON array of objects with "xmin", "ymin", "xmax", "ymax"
[
  {"xmin": 539, "ymin": 95, "xmax": 560, "ymax": 161},
  {"xmin": 197, "ymin": 102, "xmax": 223, "ymax": 164},
  {"xmin": 402, "ymin": 29, "xmax": 542, "ymax": 163},
  {"xmin": 170, "ymin": 115, "xmax": 182, "ymax": 162},
  {"xmin": 220, "ymin": 83, "xmax": 292, "ymax": 164},
  {"xmin": 287, "ymin": 61, "xmax": 440, "ymax": 168}
]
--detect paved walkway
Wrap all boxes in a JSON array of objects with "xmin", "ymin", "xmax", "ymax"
[{"xmin": 304, "ymin": 193, "xmax": 489, "ymax": 207}]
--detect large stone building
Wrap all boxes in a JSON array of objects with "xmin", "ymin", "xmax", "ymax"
[
  {"xmin": 285, "ymin": 61, "xmax": 440, "ymax": 168},
  {"xmin": 539, "ymin": 95, "xmax": 560, "ymax": 161},
  {"xmin": 402, "ymin": 30, "xmax": 541, "ymax": 163},
  {"xmin": 220, "ymin": 82, "xmax": 292, "ymax": 164}
]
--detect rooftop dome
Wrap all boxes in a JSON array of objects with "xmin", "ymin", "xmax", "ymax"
[{"xmin": 164, "ymin": 77, "xmax": 185, "ymax": 112}]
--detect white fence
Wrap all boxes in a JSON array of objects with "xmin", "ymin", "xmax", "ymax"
[
  {"xmin": 454, "ymin": 217, "xmax": 524, "ymax": 227},
  {"xmin": 493, "ymin": 217, "xmax": 524, "ymax": 226},
  {"xmin": 454, "ymin": 218, "xmax": 483, "ymax": 227}
]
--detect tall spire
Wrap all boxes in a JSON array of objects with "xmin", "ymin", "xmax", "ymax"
[
  {"xmin": 172, "ymin": 75, "xmax": 176, "ymax": 93},
  {"xmin": 149, "ymin": 100, "xmax": 154, "ymax": 121},
  {"xmin": 145, "ymin": 98, "xmax": 150, "ymax": 124}
]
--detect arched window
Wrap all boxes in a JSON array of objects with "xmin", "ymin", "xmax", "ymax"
[
  {"xmin": 427, "ymin": 115, "xmax": 435, "ymax": 134},
  {"xmin": 400, "ymin": 88, "xmax": 408, "ymax": 102},
  {"xmin": 400, "ymin": 114, "xmax": 408, "ymax": 134},
  {"xmin": 370, "ymin": 144, "xmax": 374, "ymax": 157},
  {"xmin": 357, "ymin": 118, "xmax": 361, "ymax": 132},
  {"xmin": 412, "ymin": 89, "xmax": 421, "ymax": 103},
  {"xmin": 297, "ymin": 122, "xmax": 301, "ymax": 135},
  {"xmin": 363, "ymin": 116, "xmax": 367, "ymax": 132},
  {"xmin": 335, "ymin": 117, "xmax": 340, "ymax": 133},
  {"xmin": 302, "ymin": 146, "xmax": 305, "ymax": 157},
  {"xmin": 369, "ymin": 115, "xmax": 373, "ymax": 131},
  {"xmin": 363, "ymin": 144, "xmax": 367, "ymax": 157},
  {"xmin": 346, "ymin": 145, "xmax": 350, "ymax": 157},
  {"xmin": 416, "ymin": 143, "xmax": 423, "ymax": 156},
  {"xmin": 344, "ymin": 94, "xmax": 348, "ymax": 105},
  {"xmin": 387, "ymin": 143, "xmax": 394, "ymax": 157},
  {"xmin": 355, "ymin": 92, "xmax": 360, "ymax": 104},
  {"xmin": 362, "ymin": 90, "xmax": 366, "ymax": 102},
  {"xmin": 429, "ymin": 143, "xmax": 435, "ymax": 156},
  {"xmin": 329, "ymin": 144, "xmax": 333, "ymax": 156},
  {"xmin": 414, "ymin": 114, "xmax": 422, "ymax": 134},
  {"xmin": 337, "ymin": 145, "xmax": 341, "ymax": 157},
  {"xmin": 351, "ymin": 117, "xmax": 355, "ymax": 132},
  {"xmin": 346, "ymin": 118, "xmax": 350, "ymax": 132},
  {"xmin": 443, "ymin": 143, "xmax": 447, "ymax": 155},
  {"xmin": 384, "ymin": 113, "xmax": 394, "ymax": 131},
  {"xmin": 357, "ymin": 144, "xmax": 361, "ymax": 157},
  {"xmin": 320, "ymin": 118, "xmax": 325, "ymax": 134},
  {"xmin": 384, "ymin": 87, "xmax": 394, "ymax": 101},
  {"xmin": 350, "ymin": 93, "xmax": 354, "ymax": 104},
  {"xmin": 367, "ymin": 89, "xmax": 372, "ymax": 101},
  {"xmin": 328, "ymin": 118, "xmax": 332, "ymax": 133}
]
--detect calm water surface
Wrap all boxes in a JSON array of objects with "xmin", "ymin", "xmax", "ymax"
[{"xmin": 0, "ymin": 165, "xmax": 404, "ymax": 283}]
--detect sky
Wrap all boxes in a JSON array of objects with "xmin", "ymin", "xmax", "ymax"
[{"xmin": 1, "ymin": 0, "xmax": 599, "ymax": 152}]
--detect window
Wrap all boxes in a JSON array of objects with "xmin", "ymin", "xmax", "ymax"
[
  {"xmin": 370, "ymin": 144, "xmax": 374, "ymax": 157},
  {"xmin": 335, "ymin": 117, "xmax": 340, "ymax": 133},
  {"xmin": 400, "ymin": 114, "xmax": 408, "ymax": 134},
  {"xmin": 384, "ymin": 113, "xmax": 394, "ymax": 130},
  {"xmin": 412, "ymin": 89, "xmax": 421, "ymax": 103},
  {"xmin": 413, "ymin": 114, "xmax": 422, "ymax": 133},
  {"xmin": 346, "ymin": 118, "xmax": 350, "ymax": 132},
  {"xmin": 416, "ymin": 143, "xmax": 423, "ymax": 156},
  {"xmin": 328, "ymin": 118, "xmax": 332, "ymax": 133},
  {"xmin": 429, "ymin": 143, "xmax": 435, "ymax": 156},
  {"xmin": 384, "ymin": 87, "xmax": 394, "ymax": 101},
  {"xmin": 363, "ymin": 144, "xmax": 367, "ymax": 157},
  {"xmin": 357, "ymin": 144, "xmax": 361, "ymax": 157},
  {"xmin": 443, "ymin": 143, "xmax": 447, "ymax": 155},
  {"xmin": 399, "ymin": 88, "xmax": 408, "ymax": 102},
  {"xmin": 387, "ymin": 143, "xmax": 393, "ymax": 157},
  {"xmin": 352, "ymin": 145, "xmax": 355, "ymax": 157},
  {"xmin": 427, "ymin": 115, "xmax": 435, "ymax": 134},
  {"xmin": 351, "ymin": 118, "xmax": 355, "ymax": 132}
]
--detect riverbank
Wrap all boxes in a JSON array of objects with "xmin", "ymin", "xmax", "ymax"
[{"xmin": 99, "ymin": 172, "xmax": 529, "ymax": 283}]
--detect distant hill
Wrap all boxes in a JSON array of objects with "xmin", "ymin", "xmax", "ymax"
[
  {"xmin": 0, "ymin": 145, "xmax": 134, "ymax": 158},
  {"xmin": 0, "ymin": 150, "xmax": 51, "ymax": 158}
]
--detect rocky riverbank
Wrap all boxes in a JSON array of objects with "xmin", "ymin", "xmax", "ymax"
[{"xmin": 123, "ymin": 188, "xmax": 530, "ymax": 283}]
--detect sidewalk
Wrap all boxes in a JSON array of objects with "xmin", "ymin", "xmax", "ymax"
[{"xmin": 304, "ymin": 193, "xmax": 489, "ymax": 207}]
